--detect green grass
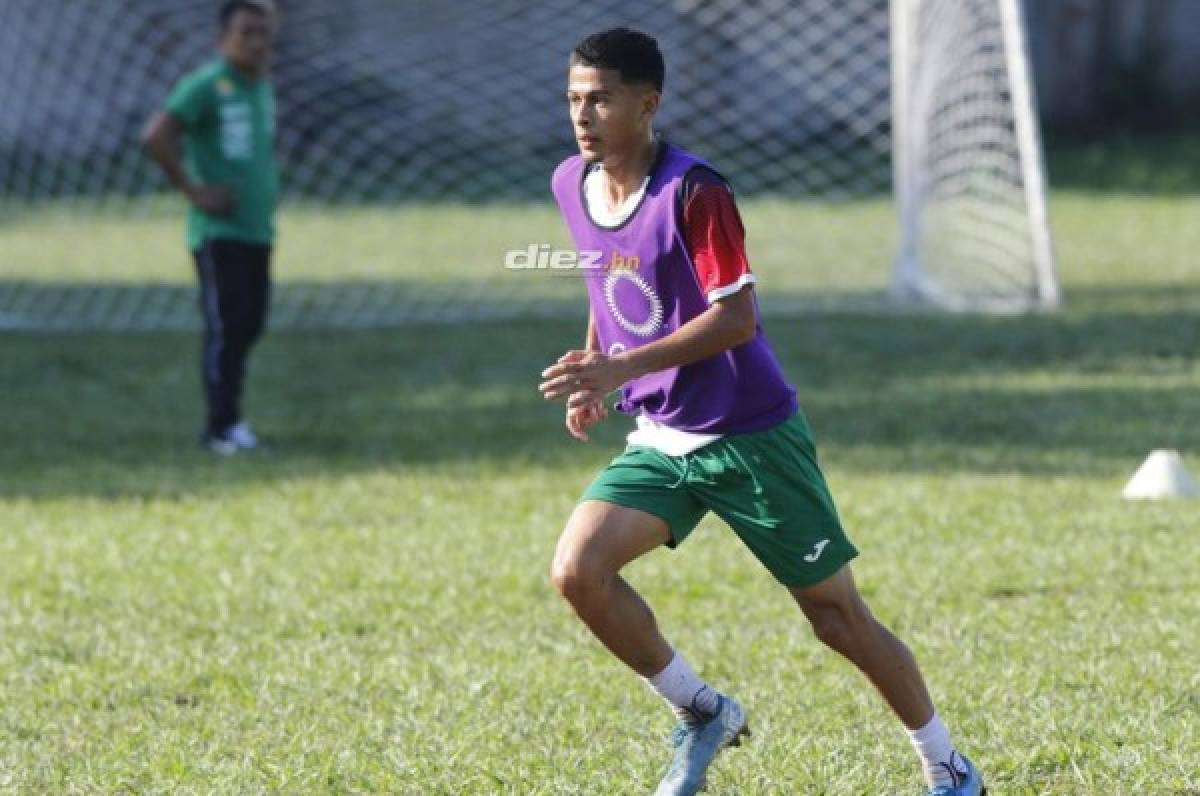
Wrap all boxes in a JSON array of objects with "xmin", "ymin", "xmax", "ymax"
[
  {"xmin": 1, "ymin": 189, "xmax": 1199, "ymax": 793},
  {"xmin": 4, "ymin": 190, "xmax": 1199, "ymax": 296},
  {"xmin": 0, "ymin": 198, "xmax": 896, "ymax": 302},
  {"xmin": 0, "ymin": 198, "xmax": 897, "ymax": 328}
]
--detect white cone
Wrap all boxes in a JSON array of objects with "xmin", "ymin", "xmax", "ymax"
[{"xmin": 1122, "ymin": 450, "xmax": 1199, "ymax": 500}]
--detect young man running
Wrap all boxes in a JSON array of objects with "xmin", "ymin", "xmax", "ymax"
[{"xmin": 539, "ymin": 28, "xmax": 986, "ymax": 796}]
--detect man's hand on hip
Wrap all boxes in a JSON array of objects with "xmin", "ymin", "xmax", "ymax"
[{"xmin": 187, "ymin": 184, "xmax": 236, "ymax": 217}]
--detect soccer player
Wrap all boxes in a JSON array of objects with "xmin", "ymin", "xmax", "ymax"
[
  {"xmin": 539, "ymin": 28, "xmax": 986, "ymax": 796},
  {"xmin": 141, "ymin": 0, "xmax": 278, "ymax": 454}
]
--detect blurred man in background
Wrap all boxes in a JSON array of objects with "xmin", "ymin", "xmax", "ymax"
[{"xmin": 141, "ymin": 0, "xmax": 278, "ymax": 454}]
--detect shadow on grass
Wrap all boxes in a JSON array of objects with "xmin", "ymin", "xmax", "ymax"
[
  {"xmin": 0, "ymin": 279, "xmax": 585, "ymax": 332},
  {"xmin": 1, "ymin": 283, "xmax": 1196, "ymax": 499}
]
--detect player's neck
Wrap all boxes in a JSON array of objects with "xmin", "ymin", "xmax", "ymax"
[
  {"xmin": 222, "ymin": 55, "xmax": 265, "ymax": 82},
  {"xmin": 600, "ymin": 134, "xmax": 658, "ymax": 206},
  {"xmin": 233, "ymin": 64, "xmax": 265, "ymax": 81}
]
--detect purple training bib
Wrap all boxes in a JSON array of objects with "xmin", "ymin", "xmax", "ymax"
[{"xmin": 551, "ymin": 143, "xmax": 797, "ymax": 435}]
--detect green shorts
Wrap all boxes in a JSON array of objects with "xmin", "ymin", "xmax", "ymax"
[{"xmin": 581, "ymin": 412, "xmax": 857, "ymax": 587}]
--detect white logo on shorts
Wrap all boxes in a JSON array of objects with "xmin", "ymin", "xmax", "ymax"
[{"xmin": 803, "ymin": 539, "xmax": 831, "ymax": 563}]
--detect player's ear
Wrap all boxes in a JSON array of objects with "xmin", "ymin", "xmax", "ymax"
[{"xmin": 641, "ymin": 89, "xmax": 660, "ymax": 120}]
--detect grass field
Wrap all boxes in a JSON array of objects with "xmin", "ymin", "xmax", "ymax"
[{"xmin": 1, "ymin": 185, "xmax": 1199, "ymax": 793}]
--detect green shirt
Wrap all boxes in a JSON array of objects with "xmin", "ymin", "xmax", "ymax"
[{"xmin": 165, "ymin": 58, "xmax": 278, "ymax": 250}]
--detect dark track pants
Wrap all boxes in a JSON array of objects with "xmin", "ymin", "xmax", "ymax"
[{"xmin": 193, "ymin": 239, "xmax": 271, "ymax": 436}]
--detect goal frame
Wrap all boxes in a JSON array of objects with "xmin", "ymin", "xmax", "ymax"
[{"xmin": 890, "ymin": 0, "xmax": 1060, "ymax": 312}]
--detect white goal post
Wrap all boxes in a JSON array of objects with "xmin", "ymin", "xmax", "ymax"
[{"xmin": 891, "ymin": 0, "xmax": 1059, "ymax": 312}]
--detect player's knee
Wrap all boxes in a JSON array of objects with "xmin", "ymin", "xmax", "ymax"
[
  {"xmin": 808, "ymin": 608, "xmax": 851, "ymax": 651},
  {"xmin": 550, "ymin": 548, "xmax": 605, "ymax": 606},
  {"xmin": 807, "ymin": 598, "xmax": 874, "ymax": 653}
]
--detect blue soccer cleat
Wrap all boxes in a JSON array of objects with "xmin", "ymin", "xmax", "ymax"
[
  {"xmin": 654, "ymin": 695, "xmax": 749, "ymax": 796},
  {"xmin": 927, "ymin": 753, "xmax": 987, "ymax": 796}
]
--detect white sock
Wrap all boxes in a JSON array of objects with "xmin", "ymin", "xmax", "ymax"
[
  {"xmin": 907, "ymin": 713, "xmax": 967, "ymax": 787},
  {"xmin": 644, "ymin": 651, "xmax": 720, "ymax": 722}
]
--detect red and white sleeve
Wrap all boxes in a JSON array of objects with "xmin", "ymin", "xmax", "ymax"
[{"xmin": 681, "ymin": 171, "xmax": 756, "ymax": 304}]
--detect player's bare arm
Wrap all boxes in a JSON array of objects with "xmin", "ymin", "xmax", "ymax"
[
  {"xmin": 140, "ymin": 112, "xmax": 234, "ymax": 216},
  {"xmin": 539, "ymin": 284, "xmax": 756, "ymax": 407}
]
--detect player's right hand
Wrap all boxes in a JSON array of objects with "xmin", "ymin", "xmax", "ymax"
[
  {"xmin": 565, "ymin": 396, "xmax": 607, "ymax": 442},
  {"xmin": 188, "ymin": 184, "xmax": 235, "ymax": 217}
]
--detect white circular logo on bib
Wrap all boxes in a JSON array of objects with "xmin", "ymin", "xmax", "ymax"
[{"xmin": 603, "ymin": 269, "xmax": 664, "ymax": 338}]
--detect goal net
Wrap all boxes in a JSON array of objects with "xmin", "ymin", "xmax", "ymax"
[{"xmin": 0, "ymin": 0, "xmax": 1057, "ymax": 330}]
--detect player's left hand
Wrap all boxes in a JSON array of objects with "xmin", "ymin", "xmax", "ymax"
[
  {"xmin": 565, "ymin": 397, "xmax": 608, "ymax": 442},
  {"xmin": 539, "ymin": 349, "xmax": 634, "ymax": 406}
]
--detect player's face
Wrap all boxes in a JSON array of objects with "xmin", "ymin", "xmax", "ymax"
[
  {"xmin": 220, "ymin": 9, "xmax": 276, "ymax": 75},
  {"xmin": 567, "ymin": 65, "xmax": 658, "ymax": 163}
]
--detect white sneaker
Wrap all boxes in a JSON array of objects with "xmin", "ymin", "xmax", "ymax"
[
  {"xmin": 226, "ymin": 421, "xmax": 259, "ymax": 450},
  {"xmin": 202, "ymin": 432, "xmax": 239, "ymax": 456}
]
